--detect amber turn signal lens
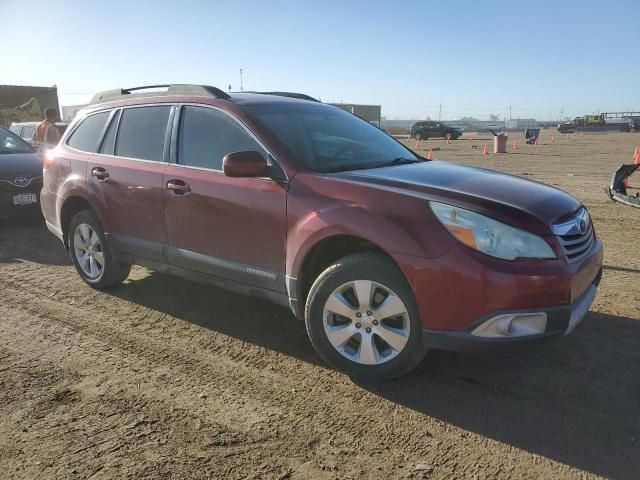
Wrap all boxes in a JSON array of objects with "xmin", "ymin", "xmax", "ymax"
[{"xmin": 446, "ymin": 224, "xmax": 477, "ymax": 249}]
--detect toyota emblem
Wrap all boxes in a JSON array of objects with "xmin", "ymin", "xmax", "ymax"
[{"xmin": 13, "ymin": 176, "xmax": 28, "ymax": 187}]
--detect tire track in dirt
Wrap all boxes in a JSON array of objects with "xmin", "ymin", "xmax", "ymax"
[{"xmin": 0, "ymin": 264, "xmax": 625, "ymax": 479}]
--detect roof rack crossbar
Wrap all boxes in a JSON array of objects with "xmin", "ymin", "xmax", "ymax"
[{"xmin": 120, "ymin": 85, "xmax": 172, "ymax": 94}]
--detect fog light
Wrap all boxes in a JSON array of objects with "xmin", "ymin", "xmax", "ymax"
[{"xmin": 471, "ymin": 313, "xmax": 547, "ymax": 338}]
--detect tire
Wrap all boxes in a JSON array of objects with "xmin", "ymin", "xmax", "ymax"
[
  {"xmin": 68, "ymin": 209, "xmax": 131, "ymax": 289},
  {"xmin": 305, "ymin": 253, "xmax": 427, "ymax": 381},
  {"xmin": 414, "ymin": 133, "xmax": 422, "ymax": 141},
  {"xmin": 445, "ymin": 132, "xmax": 452, "ymax": 140}
]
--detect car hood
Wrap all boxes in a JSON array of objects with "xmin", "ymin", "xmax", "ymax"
[
  {"xmin": 333, "ymin": 161, "xmax": 581, "ymax": 234},
  {"xmin": 0, "ymin": 152, "xmax": 43, "ymax": 178}
]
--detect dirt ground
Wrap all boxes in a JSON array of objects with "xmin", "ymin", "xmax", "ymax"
[{"xmin": 0, "ymin": 131, "xmax": 639, "ymax": 480}]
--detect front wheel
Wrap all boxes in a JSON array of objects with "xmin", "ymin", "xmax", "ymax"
[
  {"xmin": 68, "ymin": 210, "xmax": 131, "ymax": 289},
  {"xmin": 305, "ymin": 253, "xmax": 427, "ymax": 381}
]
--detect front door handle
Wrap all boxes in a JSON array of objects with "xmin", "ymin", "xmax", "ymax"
[
  {"xmin": 91, "ymin": 167, "xmax": 109, "ymax": 181},
  {"xmin": 166, "ymin": 179, "xmax": 191, "ymax": 196}
]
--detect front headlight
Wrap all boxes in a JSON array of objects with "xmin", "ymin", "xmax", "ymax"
[{"xmin": 430, "ymin": 202, "xmax": 556, "ymax": 260}]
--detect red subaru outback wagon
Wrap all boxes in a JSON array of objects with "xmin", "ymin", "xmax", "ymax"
[{"xmin": 41, "ymin": 84, "xmax": 603, "ymax": 380}]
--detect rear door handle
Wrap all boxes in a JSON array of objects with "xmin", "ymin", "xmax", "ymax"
[
  {"xmin": 166, "ymin": 179, "xmax": 191, "ymax": 195},
  {"xmin": 91, "ymin": 167, "xmax": 109, "ymax": 181}
]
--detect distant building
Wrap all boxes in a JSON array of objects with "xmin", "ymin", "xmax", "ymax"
[
  {"xmin": 0, "ymin": 84, "xmax": 59, "ymax": 113},
  {"xmin": 0, "ymin": 85, "xmax": 60, "ymax": 126},
  {"xmin": 61, "ymin": 104, "xmax": 88, "ymax": 122},
  {"xmin": 380, "ymin": 119, "xmax": 417, "ymax": 131},
  {"xmin": 505, "ymin": 118, "xmax": 538, "ymax": 130},
  {"xmin": 329, "ymin": 103, "xmax": 382, "ymax": 126}
]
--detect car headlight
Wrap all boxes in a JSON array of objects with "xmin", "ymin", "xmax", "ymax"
[{"xmin": 430, "ymin": 202, "xmax": 556, "ymax": 260}]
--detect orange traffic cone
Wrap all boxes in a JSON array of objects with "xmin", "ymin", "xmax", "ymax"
[
  {"xmin": 534, "ymin": 137, "xmax": 539, "ymax": 145},
  {"xmin": 551, "ymin": 135, "xmax": 555, "ymax": 143},
  {"xmin": 482, "ymin": 144, "xmax": 489, "ymax": 155},
  {"xmin": 513, "ymin": 140, "xmax": 519, "ymax": 149},
  {"xmin": 469, "ymin": 135, "xmax": 473, "ymax": 142},
  {"xmin": 446, "ymin": 138, "xmax": 451, "ymax": 145},
  {"xmin": 566, "ymin": 133, "xmax": 570, "ymax": 140},
  {"xmin": 415, "ymin": 138, "xmax": 420, "ymax": 149},
  {"xmin": 427, "ymin": 149, "xmax": 433, "ymax": 160}
]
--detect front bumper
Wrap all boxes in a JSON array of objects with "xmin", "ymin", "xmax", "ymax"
[
  {"xmin": 0, "ymin": 179, "xmax": 43, "ymax": 218},
  {"xmin": 422, "ymin": 268, "xmax": 602, "ymax": 353}
]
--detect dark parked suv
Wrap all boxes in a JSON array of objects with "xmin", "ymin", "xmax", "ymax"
[
  {"xmin": 42, "ymin": 84, "xmax": 603, "ymax": 380},
  {"xmin": 410, "ymin": 121, "xmax": 462, "ymax": 140}
]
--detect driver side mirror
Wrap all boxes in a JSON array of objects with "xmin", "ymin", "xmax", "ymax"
[{"xmin": 223, "ymin": 151, "xmax": 269, "ymax": 178}]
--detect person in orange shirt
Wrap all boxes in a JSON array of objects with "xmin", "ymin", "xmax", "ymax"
[{"xmin": 33, "ymin": 108, "xmax": 61, "ymax": 146}]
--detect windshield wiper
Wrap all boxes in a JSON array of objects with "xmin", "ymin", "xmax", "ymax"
[
  {"xmin": 323, "ymin": 157, "xmax": 421, "ymax": 173},
  {"xmin": 388, "ymin": 157, "xmax": 421, "ymax": 165},
  {"xmin": 323, "ymin": 163, "xmax": 372, "ymax": 173}
]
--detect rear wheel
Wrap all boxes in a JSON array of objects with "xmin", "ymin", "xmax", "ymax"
[
  {"xmin": 305, "ymin": 253, "xmax": 427, "ymax": 380},
  {"xmin": 68, "ymin": 210, "xmax": 130, "ymax": 289},
  {"xmin": 414, "ymin": 133, "xmax": 423, "ymax": 141}
]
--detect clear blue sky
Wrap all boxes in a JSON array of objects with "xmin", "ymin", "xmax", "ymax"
[{"xmin": 2, "ymin": 0, "xmax": 639, "ymax": 120}]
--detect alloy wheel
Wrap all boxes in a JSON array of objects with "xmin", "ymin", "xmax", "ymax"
[
  {"xmin": 322, "ymin": 280, "xmax": 410, "ymax": 365},
  {"xmin": 73, "ymin": 223, "xmax": 105, "ymax": 279}
]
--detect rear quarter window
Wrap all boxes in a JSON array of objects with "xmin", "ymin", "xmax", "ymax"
[
  {"xmin": 67, "ymin": 112, "xmax": 110, "ymax": 152},
  {"xmin": 22, "ymin": 126, "xmax": 35, "ymax": 138}
]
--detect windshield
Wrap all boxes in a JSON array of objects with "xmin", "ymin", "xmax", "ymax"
[
  {"xmin": 244, "ymin": 103, "xmax": 417, "ymax": 172},
  {"xmin": 0, "ymin": 127, "xmax": 32, "ymax": 154}
]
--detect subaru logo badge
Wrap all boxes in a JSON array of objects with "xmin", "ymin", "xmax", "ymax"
[
  {"xmin": 13, "ymin": 176, "xmax": 28, "ymax": 187},
  {"xmin": 578, "ymin": 219, "xmax": 587, "ymax": 234},
  {"xmin": 576, "ymin": 211, "xmax": 589, "ymax": 234}
]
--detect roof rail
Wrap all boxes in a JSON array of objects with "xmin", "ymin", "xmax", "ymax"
[
  {"xmin": 89, "ymin": 84, "xmax": 231, "ymax": 104},
  {"xmin": 240, "ymin": 91, "xmax": 320, "ymax": 102}
]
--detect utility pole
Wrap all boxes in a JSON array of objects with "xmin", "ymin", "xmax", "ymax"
[
  {"xmin": 509, "ymin": 105, "xmax": 512, "ymax": 121},
  {"xmin": 438, "ymin": 103, "xmax": 442, "ymax": 121},
  {"xmin": 239, "ymin": 69, "xmax": 244, "ymax": 91}
]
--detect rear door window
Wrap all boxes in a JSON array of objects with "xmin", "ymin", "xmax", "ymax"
[
  {"xmin": 115, "ymin": 106, "xmax": 171, "ymax": 162},
  {"xmin": 67, "ymin": 112, "xmax": 110, "ymax": 152},
  {"xmin": 178, "ymin": 106, "xmax": 265, "ymax": 170}
]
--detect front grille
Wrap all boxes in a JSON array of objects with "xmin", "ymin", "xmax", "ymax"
[
  {"xmin": 0, "ymin": 175, "xmax": 42, "ymax": 188},
  {"xmin": 557, "ymin": 224, "xmax": 594, "ymax": 263},
  {"xmin": 0, "ymin": 177, "xmax": 42, "ymax": 216},
  {"xmin": 552, "ymin": 208, "xmax": 595, "ymax": 264}
]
